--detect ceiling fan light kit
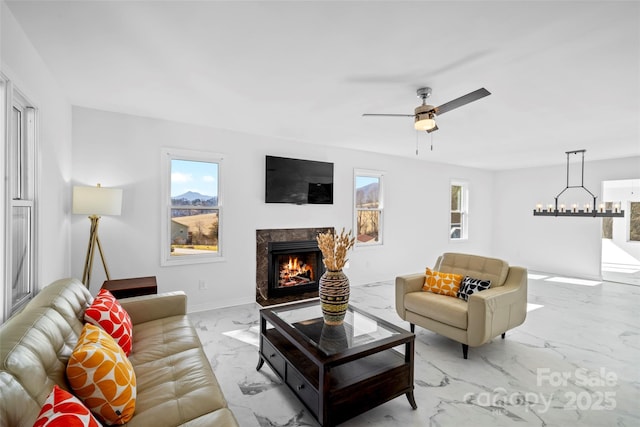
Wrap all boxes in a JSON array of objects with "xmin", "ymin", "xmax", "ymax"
[
  {"xmin": 414, "ymin": 113, "xmax": 436, "ymax": 131},
  {"xmin": 533, "ymin": 150, "xmax": 624, "ymax": 218}
]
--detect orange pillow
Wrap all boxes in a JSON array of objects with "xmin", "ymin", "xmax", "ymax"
[
  {"xmin": 66, "ymin": 324, "xmax": 136, "ymax": 425},
  {"xmin": 422, "ymin": 267, "xmax": 463, "ymax": 297}
]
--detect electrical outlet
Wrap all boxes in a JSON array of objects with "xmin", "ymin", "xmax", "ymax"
[{"xmin": 198, "ymin": 280, "xmax": 207, "ymax": 290}]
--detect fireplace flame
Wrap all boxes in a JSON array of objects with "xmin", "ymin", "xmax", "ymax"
[{"xmin": 280, "ymin": 256, "xmax": 314, "ymax": 287}]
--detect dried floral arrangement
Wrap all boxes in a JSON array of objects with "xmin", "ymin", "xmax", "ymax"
[{"xmin": 316, "ymin": 228, "xmax": 356, "ymax": 271}]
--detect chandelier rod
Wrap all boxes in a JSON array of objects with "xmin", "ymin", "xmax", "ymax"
[{"xmin": 553, "ymin": 150, "xmax": 597, "ymax": 211}]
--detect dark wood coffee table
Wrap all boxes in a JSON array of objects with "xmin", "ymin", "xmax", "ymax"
[{"xmin": 257, "ymin": 300, "xmax": 416, "ymax": 426}]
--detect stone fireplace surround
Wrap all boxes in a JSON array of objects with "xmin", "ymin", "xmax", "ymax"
[{"xmin": 256, "ymin": 227, "xmax": 332, "ymax": 306}]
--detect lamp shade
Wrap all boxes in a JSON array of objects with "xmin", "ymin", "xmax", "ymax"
[{"xmin": 73, "ymin": 185, "xmax": 123, "ymax": 216}]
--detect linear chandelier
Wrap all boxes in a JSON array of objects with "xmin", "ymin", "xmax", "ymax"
[{"xmin": 533, "ymin": 150, "xmax": 624, "ymax": 218}]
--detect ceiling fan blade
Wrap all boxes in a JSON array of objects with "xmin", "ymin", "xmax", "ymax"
[
  {"xmin": 362, "ymin": 113, "xmax": 415, "ymax": 117},
  {"xmin": 426, "ymin": 124, "xmax": 439, "ymax": 134},
  {"xmin": 434, "ymin": 88, "xmax": 491, "ymax": 115}
]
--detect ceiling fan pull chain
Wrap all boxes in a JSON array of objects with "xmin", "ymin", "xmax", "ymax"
[
  {"xmin": 416, "ymin": 131, "xmax": 419, "ymax": 155},
  {"xmin": 430, "ymin": 132, "xmax": 434, "ymax": 151}
]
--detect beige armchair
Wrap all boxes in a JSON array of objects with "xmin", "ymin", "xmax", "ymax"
[{"xmin": 395, "ymin": 253, "xmax": 527, "ymax": 359}]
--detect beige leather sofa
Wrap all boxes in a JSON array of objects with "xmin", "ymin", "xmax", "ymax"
[
  {"xmin": 396, "ymin": 253, "xmax": 527, "ymax": 359},
  {"xmin": 0, "ymin": 278, "xmax": 239, "ymax": 427}
]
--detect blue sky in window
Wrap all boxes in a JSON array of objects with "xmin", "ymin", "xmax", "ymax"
[
  {"xmin": 171, "ymin": 159, "xmax": 218, "ymax": 197},
  {"xmin": 356, "ymin": 175, "xmax": 379, "ymax": 189}
]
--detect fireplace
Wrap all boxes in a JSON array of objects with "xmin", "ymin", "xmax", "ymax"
[
  {"xmin": 267, "ymin": 240, "xmax": 324, "ymax": 299},
  {"xmin": 256, "ymin": 227, "xmax": 332, "ymax": 306}
]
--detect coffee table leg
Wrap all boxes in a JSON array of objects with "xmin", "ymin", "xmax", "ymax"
[
  {"xmin": 256, "ymin": 356, "xmax": 264, "ymax": 371},
  {"xmin": 406, "ymin": 391, "xmax": 417, "ymax": 409}
]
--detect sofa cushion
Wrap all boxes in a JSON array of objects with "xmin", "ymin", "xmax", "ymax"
[
  {"xmin": 126, "ymin": 347, "xmax": 228, "ymax": 427},
  {"xmin": 84, "ymin": 289, "xmax": 133, "ymax": 355},
  {"xmin": 405, "ymin": 291, "xmax": 468, "ymax": 329},
  {"xmin": 34, "ymin": 385, "xmax": 101, "ymax": 427},
  {"xmin": 66, "ymin": 324, "xmax": 136, "ymax": 425},
  {"xmin": 28, "ymin": 278, "xmax": 93, "ymax": 336},
  {"xmin": 127, "ymin": 315, "xmax": 201, "ymax": 366},
  {"xmin": 0, "ymin": 306, "xmax": 81, "ymax": 420},
  {"xmin": 457, "ymin": 276, "xmax": 491, "ymax": 301},
  {"xmin": 438, "ymin": 253, "xmax": 509, "ymax": 287},
  {"xmin": 422, "ymin": 268, "xmax": 463, "ymax": 297}
]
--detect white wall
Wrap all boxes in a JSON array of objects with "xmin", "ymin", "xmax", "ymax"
[
  {"xmin": 71, "ymin": 107, "xmax": 495, "ymax": 312},
  {"xmin": 1, "ymin": 1, "xmax": 72, "ymax": 320},
  {"xmin": 493, "ymin": 156, "xmax": 640, "ymax": 279}
]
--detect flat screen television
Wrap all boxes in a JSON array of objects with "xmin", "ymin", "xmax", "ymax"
[{"xmin": 265, "ymin": 155, "xmax": 334, "ymax": 204}]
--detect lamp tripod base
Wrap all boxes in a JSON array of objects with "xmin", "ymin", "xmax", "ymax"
[{"xmin": 82, "ymin": 215, "xmax": 111, "ymax": 288}]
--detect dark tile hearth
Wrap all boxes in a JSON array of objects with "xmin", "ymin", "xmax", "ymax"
[{"xmin": 255, "ymin": 290, "xmax": 319, "ymax": 307}]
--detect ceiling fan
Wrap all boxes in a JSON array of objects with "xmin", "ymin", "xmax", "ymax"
[{"xmin": 362, "ymin": 87, "xmax": 491, "ymax": 133}]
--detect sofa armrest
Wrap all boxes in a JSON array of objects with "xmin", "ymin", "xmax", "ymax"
[
  {"xmin": 395, "ymin": 273, "xmax": 425, "ymax": 320},
  {"xmin": 118, "ymin": 292, "xmax": 187, "ymax": 325},
  {"xmin": 467, "ymin": 266, "xmax": 528, "ymax": 346}
]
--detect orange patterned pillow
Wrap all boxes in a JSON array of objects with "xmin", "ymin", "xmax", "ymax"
[
  {"xmin": 422, "ymin": 267, "xmax": 463, "ymax": 297},
  {"xmin": 84, "ymin": 289, "xmax": 133, "ymax": 356},
  {"xmin": 34, "ymin": 385, "xmax": 101, "ymax": 427},
  {"xmin": 66, "ymin": 323, "xmax": 136, "ymax": 425}
]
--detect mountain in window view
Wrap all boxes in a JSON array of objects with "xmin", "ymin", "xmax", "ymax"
[
  {"xmin": 172, "ymin": 191, "xmax": 214, "ymax": 202},
  {"xmin": 356, "ymin": 182, "xmax": 379, "ymax": 206}
]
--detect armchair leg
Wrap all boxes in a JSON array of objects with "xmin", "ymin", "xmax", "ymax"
[
  {"xmin": 462, "ymin": 344, "xmax": 468, "ymax": 359},
  {"xmin": 410, "ymin": 323, "xmax": 415, "ymax": 333},
  {"xmin": 501, "ymin": 332, "xmax": 506, "ymax": 339}
]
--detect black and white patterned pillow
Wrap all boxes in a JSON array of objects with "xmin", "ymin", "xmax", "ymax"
[{"xmin": 456, "ymin": 276, "xmax": 491, "ymax": 301}]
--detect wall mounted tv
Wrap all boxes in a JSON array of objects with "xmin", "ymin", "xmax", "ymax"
[{"xmin": 265, "ymin": 155, "xmax": 334, "ymax": 204}]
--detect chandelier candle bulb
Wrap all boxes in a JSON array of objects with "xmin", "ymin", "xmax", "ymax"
[
  {"xmin": 584, "ymin": 204, "xmax": 590, "ymax": 213},
  {"xmin": 599, "ymin": 203, "xmax": 605, "ymax": 213},
  {"xmin": 536, "ymin": 204, "xmax": 542, "ymax": 212},
  {"xmin": 572, "ymin": 204, "xmax": 578, "ymax": 213},
  {"xmin": 547, "ymin": 204, "xmax": 554, "ymax": 213},
  {"xmin": 614, "ymin": 204, "xmax": 620, "ymax": 213},
  {"xmin": 560, "ymin": 204, "xmax": 565, "ymax": 213}
]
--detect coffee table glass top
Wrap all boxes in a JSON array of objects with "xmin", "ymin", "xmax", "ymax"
[{"xmin": 270, "ymin": 303, "xmax": 400, "ymax": 355}]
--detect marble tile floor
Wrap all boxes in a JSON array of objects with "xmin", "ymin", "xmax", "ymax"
[{"xmin": 189, "ymin": 273, "xmax": 640, "ymax": 427}]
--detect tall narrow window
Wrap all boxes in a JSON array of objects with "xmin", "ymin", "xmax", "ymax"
[
  {"xmin": 450, "ymin": 181, "xmax": 468, "ymax": 240},
  {"xmin": 161, "ymin": 149, "xmax": 223, "ymax": 266},
  {"xmin": 354, "ymin": 170, "xmax": 384, "ymax": 246},
  {"xmin": 5, "ymin": 85, "xmax": 37, "ymax": 316}
]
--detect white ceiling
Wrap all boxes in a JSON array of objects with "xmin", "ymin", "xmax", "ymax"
[{"xmin": 6, "ymin": 0, "xmax": 640, "ymax": 170}]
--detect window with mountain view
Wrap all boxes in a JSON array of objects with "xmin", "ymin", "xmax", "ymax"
[
  {"xmin": 450, "ymin": 181, "xmax": 468, "ymax": 240},
  {"xmin": 354, "ymin": 171, "xmax": 383, "ymax": 246},
  {"xmin": 161, "ymin": 149, "xmax": 222, "ymax": 265}
]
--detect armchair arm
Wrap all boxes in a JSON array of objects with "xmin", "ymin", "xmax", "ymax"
[
  {"xmin": 118, "ymin": 292, "xmax": 187, "ymax": 325},
  {"xmin": 467, "ymin": 266, "xmax": 528, "ymax": 346},
  {"xmin": 395, "ymin": 273, "xmax": 425, "ymax": 319}
]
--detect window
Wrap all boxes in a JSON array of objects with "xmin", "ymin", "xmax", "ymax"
[
  {"xmin": 450, "ymin": 181, "xmax": 468, "ymax": 240},
  {"xmin": 160, "ymin": 148, "xmax": 223, "ymax": 266},
  {"xmin": 354, "ymin": 170, "xmax": 384, "ymax": 246},
  {"xmin": 3, "ymin": 80, "xmax": 37, "ymax": 317}
]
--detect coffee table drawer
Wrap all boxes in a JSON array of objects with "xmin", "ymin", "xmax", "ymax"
[
  {"xmin": 286, "ymin": 365, "xmax": 319, "ymax": 416},
  {"xmin": 262, "ymin": 338, "xmax": 286, "ymax": 378}
]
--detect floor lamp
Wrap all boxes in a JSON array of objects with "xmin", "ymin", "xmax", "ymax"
[{"xmin": 73, "ymin": 184, "xmax": 123, "ymax": 288}]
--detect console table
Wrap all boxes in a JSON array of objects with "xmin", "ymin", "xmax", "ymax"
[
  {"xmin": 102, "ymin": 276, "xmax": 158, "ymax": 299},
  {"xmin": 257, "ymin": 300, "xmax": 416, "ymax": 426}
]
